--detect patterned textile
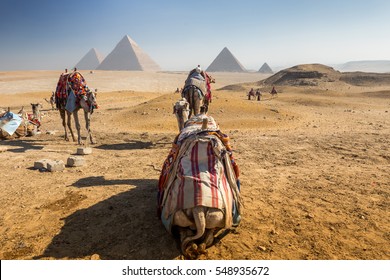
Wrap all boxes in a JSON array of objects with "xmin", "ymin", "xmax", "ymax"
[
  {"xmin": 204, "ymin": 72, "xmax": 213, "ymax": 102},
  {"xmin": 55, "ymin": 74, "xmax": 69, "ymax": 109},
  {"xmin": 0, "ymin": 112, "xmax": 22, "ymax": 136},
  {"xmin": 182, "ymin": 69, "xmax": 213, "ymax": 103},
  {"xmin": 54, "ymin": 71, "xmax": 89, "ymax": 110},
  {"xmin": 157, "ymin": 115, "xmax": 241, "ymax": 233},
  {"xmin": 178, "ymin": 115, "xmax": 219, "ymax": 143}
]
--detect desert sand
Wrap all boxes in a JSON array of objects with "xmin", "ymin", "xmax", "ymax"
[{"xmin": 0, "ymin": 68, "xmax": 389, "ymax": 260}]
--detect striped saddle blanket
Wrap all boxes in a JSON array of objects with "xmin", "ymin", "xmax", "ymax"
[{"xmin": 158, "ymin": 116, "xmax": 241, "ymax": 233}]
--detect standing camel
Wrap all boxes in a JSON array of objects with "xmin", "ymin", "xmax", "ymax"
[
  {"xmin": 181, "ymin": 66, "xmax": 215, "ymax": 118},
  {"xmin": 54, "ymin": 71, "xmax": 98, "ymax": 145}
]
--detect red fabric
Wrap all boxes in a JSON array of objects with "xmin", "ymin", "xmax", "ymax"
[{"xmin": 157, "ymin": 130, "xmax": 239, "ymax": 217}]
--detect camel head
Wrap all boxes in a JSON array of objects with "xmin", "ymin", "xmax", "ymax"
[
  {"xmin": 31, "ymin": 103, "xmax": 42, "ymax": 111},
  {"xmin": 30, "ymin": 103, "xmax": 42, "ymax": 122},
  {"xmin": 208, "ymin": 74, "xmax": 215, "ymax": 84},
  {"xmin": 82, "ymin": 88, "xmax": 98, "ymax": 113},
  {"xmin": 173, "ymin": 98, "xmax": 190, "ymax": 132}
]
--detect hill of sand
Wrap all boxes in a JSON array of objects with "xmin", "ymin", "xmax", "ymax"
[{"xmin": 0, "ymin": 67, "xmax": 389, "ymax": 260}]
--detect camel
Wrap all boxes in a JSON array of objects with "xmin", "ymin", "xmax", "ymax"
[
  {"xmin": 270, "ymin": 86, "xmax": 278, "ymax": 98},
  {"xmin": 248, "ymin": 88, "xmax": 255, "ymax": 100},
  {"xmin": 181, "ymin": 86, "xmax": 206, "ymax": 118},
  {"xmin": 0, "ymin": 104, "xmax": 41, "ymax": 138},
  {"xmin": 181, "ymin": 68, "xmax": 215, "ymax": 118},
  {"xmin": 58, "ymin": 89, "xmax": 97, "ymax": 145},
  {"xmin": 158, "ymin": 105, "xmax": 242, "ymax": 259},
  {"xmin": 54, "ymin": 71, "xmax": 97, "ymax": 145}
]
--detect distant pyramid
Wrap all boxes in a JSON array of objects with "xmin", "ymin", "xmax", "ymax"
[
  {"xmin": 206, "ymin": 47, "xmax": 246, "ymax": 72},
  {"xmin": 97, "ymin": 35, "xmax": 161, "ymax": 71},
  {"xmin": 74, "ymin": 48, "xmax": 104, "ymax": 70},
  {"xmin": 258, "ymin": 62, "xmax": 273, "ymax": 74}
]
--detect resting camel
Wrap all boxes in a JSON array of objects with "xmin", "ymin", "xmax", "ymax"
[
  {"xmin": 158, "ymin": 103, "xmax": 242, "ymax": 259},
  {"xmin": 55, "ymin": 71, "xmax": 97, "ymax": 145},
  {"xmin": 0, "ymin": 103, "xmax": 42, "ymax": 138}
]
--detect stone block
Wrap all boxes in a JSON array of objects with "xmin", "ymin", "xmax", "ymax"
[
  {"xmin": 47, "ymin": 160, "xmax": 65, "ymax": 172},
  {"xmin": 77, "ymin": 147, "xmax": 92, "ymax": 155},
  {"xmin": 67, "ymin": 156, "xmax": 86, "ymax": 167},
  {"xmin": 34, "ymin": 159, "xmax": 53, "ymax": 170}
]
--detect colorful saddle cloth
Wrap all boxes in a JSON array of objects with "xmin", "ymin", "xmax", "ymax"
[
  {"xmin": 157, "ymin": 115, "xmax": 241, "ymax": 233},
  {"xmin": 55, "ymin": 71, "xmax": 89, "ymax": 111}
]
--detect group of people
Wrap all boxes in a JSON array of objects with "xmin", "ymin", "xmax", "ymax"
[
  {"xmin": 248, "ymin": 88, "xmax": 262, "ymax": 101},
  {"xmin": 248, "ymin": 86, "xmax": 277, "ymax": 101}
]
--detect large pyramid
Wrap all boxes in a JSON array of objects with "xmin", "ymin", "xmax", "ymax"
[
  {"xmin": 206, "ymin": 47, "xmax": 246, "ymax": 72},
  {"xmin": 97, "ymin": 35, "xmax": 161, "ymax": 71},
  {"xmin": 74, "ymin": 48, "xmax": 104, "ymax": 70},
  {"xmin": 258, "ymin": 62, "xmax": 273, "ymax": 74}
]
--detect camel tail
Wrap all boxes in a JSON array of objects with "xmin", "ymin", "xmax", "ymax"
[{"xmin": 182, "ymin": 206, "xmax": 206, "ymax": 249}]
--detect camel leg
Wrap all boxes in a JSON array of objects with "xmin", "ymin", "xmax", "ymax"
[
  {"xmin": 59, "ymin": 109, "xmax": 69, "ymax": 141},
  {"xmin": 66, "ymin": 111, "xmax": 76, "ymax": 142},
  {"xmin": 203, "ymin": 99, "xmax": 209, "ymax": 114},
  {"xmin": 202, "ymin": 229, "xmax": 216, "ymax": 248},
  {"xmin": 192, "ymin": 88, "xmax": 201, "ymax": 116},
  {"xmin": 84, "ymin": 110, "xmax": 96, "ymax": 144},
  {"xmin": 178, "ymin": 228, "xmax": 198, "ymax": 259},
  {"xmin": 73, "ymin": 110, "xmax": 82, "ymax": 145},
  {"xmin": 181, "ymin": 206, "xmax": 206, "ymax": 255}
]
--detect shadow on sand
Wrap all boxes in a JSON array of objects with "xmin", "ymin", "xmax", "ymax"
[
  {"xmin": 35, "ymin": 178, "xmax": 180, "ymax": 260},
  {"xmin": 0, "ymin": 138, "xmax": 45, "ymax": 153},
  {"xmin": 95, "ymin": 140, "xmax": 153, "ymax": 151}
]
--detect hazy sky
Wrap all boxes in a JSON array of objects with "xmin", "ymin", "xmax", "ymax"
[{"xmin": 1, "ymin": 0, "xmax": 390, "ymax": 71}]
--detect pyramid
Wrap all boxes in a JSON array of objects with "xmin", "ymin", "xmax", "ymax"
[
  {"xmin": 74, "ymin": 48, "xmax": 104, "ymax": 70},
  {"xmin": 97, "ymin": 35, "xmax": 161, "ymax": 71},
  {"xmin": 258, "ymin": 62, "xmax": 273, "ymax": 74},
  {"xmin": 206, "ymin": 47, "xmax": 246, "ymax": 72}
]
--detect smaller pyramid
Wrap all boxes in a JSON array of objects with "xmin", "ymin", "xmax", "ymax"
[
  {"xmin": 97, "ymin": 35, "xmax": 161, "ymax": 71},
  {"xmin": 258, "ymin": 63, "xmax": 273, "ymax": 74},
  {"xmin": 206, "ymin": 47, "xmax": 246, "ymax": 72},
  {"xmin": 75, "ymin": 48, "xmax": 104, "ymax": 70}
]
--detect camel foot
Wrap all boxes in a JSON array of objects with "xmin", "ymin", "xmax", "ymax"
[
  {"xmin": 198, "ymin": 243, "xmax": 207, "ymax": 255},
  {"xmin": 183, "ymin": 242, "xmax": 209, "ymax": 260},
  {"xmin": 183, "ymin": 242, "xmax": 198, "ymax": 260}
]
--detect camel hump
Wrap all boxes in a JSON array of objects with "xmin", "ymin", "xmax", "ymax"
[{"xmin": 184, "ymin": 77, "xmax": 207, "ymax": 96}]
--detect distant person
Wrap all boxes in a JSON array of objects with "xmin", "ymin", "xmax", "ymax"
[
  {"xmin": 256, "ymin": 89, "xmax": 262, "ymax": 101},
  {"xmin": 248, "ymin": 88, "xmax": 255, "ymax": 100},
  {"xmin": 271, "ymin": 86, "xmax": 277, "ymax": 95}
]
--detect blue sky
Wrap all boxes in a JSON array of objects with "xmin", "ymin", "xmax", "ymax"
[{"xmin": 1, "ymin": 0, "xmax": 389, "ymax": 71}]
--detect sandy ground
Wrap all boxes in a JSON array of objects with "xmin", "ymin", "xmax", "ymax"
[{"xmin": 0, "ymin": 70, "xmax": 389, "ymax": 260}]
